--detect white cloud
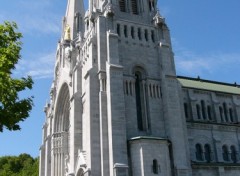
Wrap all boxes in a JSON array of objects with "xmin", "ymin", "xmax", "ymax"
[
  {"xmin": 14, "ymin": 52, "xmax": 55, "ymax": 79},
  {"xmin": 0, "ymin": 0, "xmax": 62, "ymax": 35},
  {"xmin": 172, "ymin": 38, "xmax": 240, "ymax": 78},
  {"xmin": 20, "ymin": 16, "xmax": 61, "ymax": 34}
]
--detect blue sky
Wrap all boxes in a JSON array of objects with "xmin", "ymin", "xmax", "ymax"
[{"xmin": 0, "ymin": 0, "xmax": 240, "ymax": 158}]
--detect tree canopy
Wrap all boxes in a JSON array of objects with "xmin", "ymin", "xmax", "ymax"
[
  {"xmin": 0, "ymin": 153, "xmax": 39, "ymax": 176},
  {"xmin": 0, "ymin": 21, "xmax": 33, "ymax": 132}
]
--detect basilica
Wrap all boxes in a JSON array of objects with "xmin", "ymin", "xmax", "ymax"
[{"xmin": 39, "ymin": 0, "xmax": 240, "ymax": 175}]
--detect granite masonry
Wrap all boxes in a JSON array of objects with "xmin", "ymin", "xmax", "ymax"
[{"xmin": 39, "ymin": 0, "xmax": 240, "ymax": 175}]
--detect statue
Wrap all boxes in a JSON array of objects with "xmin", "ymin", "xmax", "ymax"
[{"xmin": 64, "ymin": 25, "xmax": 71, "ymax": 41}]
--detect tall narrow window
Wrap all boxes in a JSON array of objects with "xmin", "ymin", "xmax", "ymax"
[
  {"xmin": 135, "ymin": 72, "xmax": 144, "ymax": 131},
  {"xmin": 144, "ymin": 29, "xmax": 148, "ymax": 41},
  {"xmin": 201, "ymin": 100, "xmax": 206, "ymax": 120},
  {"xmin": 229, "ymin": 108, "xmax": 234, "ymax": 122},
  {"xmin": 204, "ymin": 144, "xmax": 211, "ymax": 162},
  {"xmin": 219, "ymin": 107, "xmax": 224, "ymax": 122},
  {"xmin": 223, "ymin": 103, "xmax": 228, "ymax": 122},
  {"xmin": 222, "ymin": 145, "xmax": 229, "ymax": 161},
  {"xmin": 230, "ymin": 145, "xmax": 237, "ymax": 163},
  {"xmin": 152, "ymin": 159, "xmax": 158, "ymax": 174},
  {"xmin": 131, "ymin": 0, "xmax": 138, "ymax": 14},
  {"xmin": 184, "ymin": 103, "xmax": 189, "ymax": 119},
  {"xmin": 196, "ymin": 105, "xmax": 201, "ymax": 119},
  {"xmin": 124, "ymin": 25, "xmax": 128, "ymax": 38},
  {"xmin": 131, "ymin": 26, "xmax": 135, "ymax": 39},
  {"xmin": 151, "ymin": 30, "xmax": 155, "ymax": 42},
  {"xmin": 196, "ymin": 144, "xmax": 203, "ymax": 161},
  {"xmin": 119, "ymin": 0, "xmax": 126, "ymax": 12},
  {"xmin": 117, "ymin": 24, "xmax": 121, "ymax": 36},
  {"xmin": 138, "ymin": 28, "xmax": 142, "ymax": 40},
  {"xmin": 207, "ymin": 106, "xmax": 212, "ymax": 121}
]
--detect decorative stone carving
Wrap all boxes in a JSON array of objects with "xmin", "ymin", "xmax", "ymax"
[
  {"xmin": 153, "ymin": 10, "xmax": 165, "ymax": 27},
  {"xmin": 105, "ymin": 3, "xmax": 114, "ymax": 17},
  {"xmin": 65, "ymin": 46, "xmax": 72, "ymax": 61}
]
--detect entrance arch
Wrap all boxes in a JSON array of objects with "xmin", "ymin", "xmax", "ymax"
[{"xmin": 52, "ymin": 83, "xmax": 70, "ymax": 176}]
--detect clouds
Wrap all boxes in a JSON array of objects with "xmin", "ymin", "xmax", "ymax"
[
  {"xmin": 173, "ymin": 38, "xmax": 240, "ymax": 82},
  {"xmin": 0, "ymin": 0, "xmax": 63, "ymax": 35},
  {"xmin": 14, "ymin": 52, "xmax": 55, "ymax": 80}
]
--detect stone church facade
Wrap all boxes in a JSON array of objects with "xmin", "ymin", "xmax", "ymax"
[{"xmin": 39, "ymin": 0, "xmax": 240, "ymax": 175}]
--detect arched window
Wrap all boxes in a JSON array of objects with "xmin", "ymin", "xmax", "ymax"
[
  {"xmin": 223, "ymin": 103, "xmax": 229, "ymax": 122},
  {"xmin": 151, "ymin": 30, "xmax": 155, "ymax": 42},
  {"xmin": 229, "ymin": 108, "xmax": 234, "ymax": 122},
  {"xmin": 219, "ymin": 107, "xmax": 224, "ymax": 122},
  {"xmin": 207, "ymin": 105, "xmax": 212, "ymax": 120},
  {"xmin": 138, "ymin": 28, "xmax": 142, "ymax": 40},
  {"xmin": 134, "ymin": 67, "xmax": 149, "ymax": 132},
  {"xmin": 230, "ymin": 145, "xmax": 237, "ymax": 163},
  {"xmin": 201, "ymin": 100, "xmax": 206, "ymax": 120},
  {"xmin": 135, "ymin": 71, "xmax": 144, "ymax": 131},
  {"xmin": 204, "ymin": 144, "xmax": 211, "ymax": 162},
  {"xmin": 119, "ymin": 0, "xmax": 126, "ymax": 12},
  {"xmin": 222, "ymin": 145, "xmax": 229, "ymax": 161},
  {"xmin": 124, "ymin": 25, "xmax": 128, "ymax": 38},
  {"xmin": 117, "ymin": 24, "xmax": 121, "ymax": 36},
  {"xmin": 196, "ymin": 104, "xmax": 201, "ymax": 120},
  {"xmin": 152, "ymin": 159, "xmax": 158, "ymax": 174},
  {"xmin": 196, "ymin": 144, "xmax": 203, "ymax": 161},
  {"xmin": 131, "ymin": 26, "xmax": 135, "ymax": 39},
  {"xmin": 184, "ymin": 103, "xmax": 189, "ymax": 119}
]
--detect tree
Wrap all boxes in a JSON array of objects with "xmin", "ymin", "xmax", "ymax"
[
  {"xmin": 0, "ymin": 21, "xmax": 33, "ymax": 132},
  {"xmin": 0, "ymin": 154, "xmax": 39, "ymax": 176}
]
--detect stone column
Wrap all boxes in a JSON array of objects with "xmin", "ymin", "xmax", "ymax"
[{"xmin": 106, "ymin": 30, "xmax": 128, "ymax": 176}]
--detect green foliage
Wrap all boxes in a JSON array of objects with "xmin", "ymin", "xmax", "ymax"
[
  {"xmin": 0, "ymin": 154, "xmax": 39, "ymax": 176},
  {"xmin": 0, "ymin": 21, "xmax": 33, "ymax": 132}
]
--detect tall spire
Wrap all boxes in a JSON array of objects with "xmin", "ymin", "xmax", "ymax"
[{"xmin": 63, "ymin": 0, "xmax": 85, "ymax": 41}]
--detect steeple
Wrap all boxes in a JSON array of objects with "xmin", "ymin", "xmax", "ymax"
[{"xmin": 63, "ymin": 0, "xmax": 85, "ymax": 41}]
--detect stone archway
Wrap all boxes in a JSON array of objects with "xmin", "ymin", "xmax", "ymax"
[{"xmin": 52, "ymin": 83, "xmax": 70, "ymax": 176}]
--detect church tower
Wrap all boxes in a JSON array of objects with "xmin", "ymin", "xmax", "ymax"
[{"xmin": 39, "ymin": 0, "xmax": 192, "ymax": 175}]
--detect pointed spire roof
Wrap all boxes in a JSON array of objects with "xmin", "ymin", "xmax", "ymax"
[{"xmin": 63, "ymin": 0, "xmax": 85, "ymax": 41}]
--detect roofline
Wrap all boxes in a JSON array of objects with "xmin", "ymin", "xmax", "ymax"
[{"xmin": 177, "ymin": 75, "xmax": 240, "ymax": 88}]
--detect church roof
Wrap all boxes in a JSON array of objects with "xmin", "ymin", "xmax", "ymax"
[{"xmin": 177, "ymin": 76, "xmax": 240, "ymax": 95}]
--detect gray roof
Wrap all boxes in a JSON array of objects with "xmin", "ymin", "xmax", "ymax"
[{"xmin": 177, "ymin": 77, "xmax": 240, "ymax": 95}]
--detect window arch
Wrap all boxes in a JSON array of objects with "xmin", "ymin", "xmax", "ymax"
[
  {"xmin": 219, "ymin": 107, "xmax": 224, "ymax": 122},
  {"xmin": 184, "ymin": 103, "xmax": 189, "ymax": 119},
  {"xmin": 204, "ymin": 144, "xmax": 211, "ymax": 162},
  {"xmin": 152, "ymin": 159, "xmax": 158, "ymax": 174},
  {"xmin": 196, "ymin": 143, "xmax": 203, "ymax": 161},
  {"xmin": 135, "ymin": 70, "xmax": 149, "ymax": 131},
  {"xmin": 201, "ymin": 100, "xmax": 206, "ymax": 120},
  {"xmin": 223, "ymin": 103, "xmax": 229, "ymax": 122},
  {"xmin": 229, "ymin": 108, "xmax": 234, "ymax": 122},
  {"xmin": 222, "ymin": 145, "xmax": 229, "ymax": 161},
  {"xmin": 207, "ymin": 105, "xmax": 212, "ymax": 121},
  {"xmin": 196, "ymin": 104, "xmax": 201, "ymax": 120},
  {"xmin": 230, "ymin": 145, "xmax": 237, "ymax": 163}
]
